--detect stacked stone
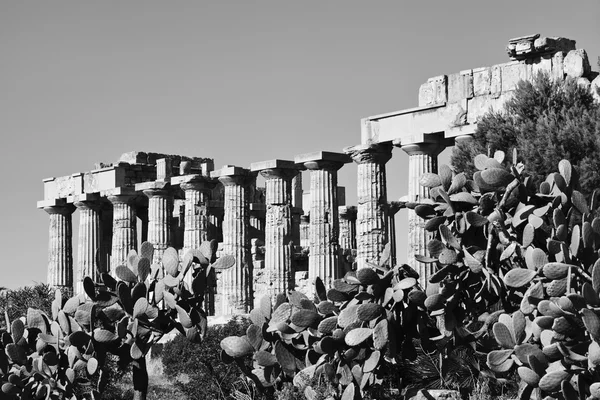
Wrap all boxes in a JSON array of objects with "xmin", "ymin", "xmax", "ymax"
[
  {"xmin": 295, "ymin": 152, "xmax": 351, "ymax": 289},
  {"xmin": 73, "ymin": 194, "xmax": 102, "ymax": 294},
  {"xmin": 251, "ymin": 160, "xmax": 297, "ymax": 301},
  {"xmin": 107, "ymin": 189, "xmax": 137, "ymax": 272},
  {"xmin": 211, "ymin": 166, "xmax": 255, "ymax": 315},
  {"xmin": 345, "ymin": 143, "xmax": 392, "ymax": 269},
  {"xmin": 43, "ymin": 201, "xmax": 75, "ymax": 290}
]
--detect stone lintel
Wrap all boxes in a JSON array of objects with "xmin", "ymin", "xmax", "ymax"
[
  {"xmin": 210, "ymin": 165, "xmax": 252, "ymax": 179},
  {"xmin": 67, "ymin": 193, "xmax": 100, "ymax": 205},
  {"xmin": 445, "ymin": 124, "xmax": 478, "ymax": 139},
  {"xmin": 250, "ymin": 159, "xmax": 296, "ymax": 172},
  {"xmin": 294, "ymin": 151, "xmax": 352, "ymax": 169},
  {"xmin": 170, "ymin": 174, "xmax": 214, "ymax": 187},
  {"xmin": 37, "ymin": 198, "xmax": 66, "ymax": 209}
]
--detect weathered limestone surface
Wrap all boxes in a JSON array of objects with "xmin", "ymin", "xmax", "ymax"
[
  {"xmin": 211, "ymin": 166, "xmax": 255, "ymax": 315},
  {"xmin": 43, "ymin": 202, "xmax": 75, "ymax": 289},
  {"xmin": 175, "ymin": 175, "xmax": 214, "ymax": 252},
  {"xmin": 396, "ymin": 138, "xmax": 445, "ymax": 288},
  {"xmin": 107, "ymin": 190, "xmax": 137, "ymax": 272},
  {"xmin": 251, "ymin": 159, "xmax": 297, "ymax": 300},
  {"xmin": 564, "ymin": 49, "xmax": 591, "ymax": 78},
  {"xmin": 295, "ymin": 151, "xmax": 351, "ymax": 288},
  {"xmin": 73, "ymin": 195, "xmax": 102, "ymax": 294},
  {"xmin": 100, "ymin": 204, "xmax": 113, "ymax": 274},
  {"xmin": 345, "ymin": 142, "xmax": 392, "ymax": 269},
  {"xmin": 338, "ymin": 206, "xmax": 357, "ymax": 250},
  {"xmin": 137, "ymin": 181, "xmax": 172, "ymax": 264}
]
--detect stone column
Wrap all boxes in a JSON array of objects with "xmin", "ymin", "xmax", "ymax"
[
  {"xmin": 207, "ymin": 200, "xmax": 224, "ymax": 242},
  {"xmin": 395, "ymin": 137, "xmax": 446, "ymax": 288},
  {"xmin": 300, "ymin": 215, "xmax": 310, "ymax": 248},
  {"xmin": 345, "ymin": 142, "xmax": 392, "ymax": 270},
  {"xmin": 211, "ymin": 166, "xmax": 255, "ymax": 315},
  {"xmin": 42, "ymin": 201, "xmax": 75, "ymax": 290},
  {"xmin": 100, "ymin": 202, "xmax": 113, "ymax": 274},
  {"xmin": 73, "ymin": 194, "xmax": 102, "ymax": 294},
  {"xmin": 137, "ymin": 181, "xmax": 172, "ymax": 264},
  {"xmin": 107, "ymin": 190, "xmax": 137, "ymax": 272},
  {"xmin": 178, "ymin": 176, "xmax": 213, "ymax": 252},
  {"xmin": 388, "ymin": 201, "xmax": 403, "ymax": 268},
  {"xmin": 137, "ymin": 205, "xmax": 149, "ymax": 244},
  {"xmin": 251, "ymin": 160, "xmax": 297, "ymax": 300},
  {"xmin": 291, "ymin": 171, "xmax": 303, "ymax": 248},
  {"xmin": 295, "ymin": 151, "xmax": 351, "ymax": 288},
  {"xmin": 338, "ymin": 206, "xmax": 357, "ymax": 250}
]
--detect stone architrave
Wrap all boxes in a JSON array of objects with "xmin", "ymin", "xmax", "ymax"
[
  {"xmin": 295, "ymin": 151, "xmax": 352, "ymax": 288},
  {"xmin": 395, "ymin": 136, "xmax": 447, "ymax": 288},
  {"xmin": 137, "ymin": 180, "xmax": 173, "ymax": 264},
  {"xmin": 40, "ymin": 200, "xmax": 75, "ymax": 290},
  {"xmin": 107, "ymin": 189, "xmax": 138, "ymax": 273},
  {"xmin": 251, "ymin": 159, "xmax": 298, "ymax": 300},
  {"xmin": 211, "ymin": 166, "xmax": 255, "ymax": 315},
  {"xmin": 338, "ymin": 206, "xmax": 357, "ymax": 250},
  {"xmin": 344, "ymin": 142, "xmax": 392, "ymax": 269},
  {"xmin": 72, "ymin": 194, "xmax": 102, "ymax": 294}
]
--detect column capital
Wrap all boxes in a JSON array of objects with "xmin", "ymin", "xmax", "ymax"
[
  {"xmin": 211, "ymin": 166, "xmax": 256, "ymax": 187},
  {"xmin": 71, "ymin": 194, "xmax": 101, "ymax": 210},
  {"xmin": 104, "ymin": 187, "xmax": 138, "ymax": 205},
  {"xmin": 294, "ymin": 151, "xmax": 352, "ymax": 171},
  {"xmin": 136, "ymin": 181, "xmax": 171, "ymax": 198},
  {"xmin": 250, "ymin": 159, "xmax": 298, "ymax": 181},
  {"xmin": 172, "ymin": 174, "xmax": 217, "ymax": 192},
  {"xmin": 43, "ymin": 202, "xmax": 76, "ymax": 216},
  {"xmin": 344, "ymin": 142, "xmax": 393, "ymax": 165},
  {"xmin": 393, "ymin": 134, "xmax": 451, "ymax": 157},
  {"xmin": 338, "ymin": 205, "xmax": 357, "ymax": 220}
]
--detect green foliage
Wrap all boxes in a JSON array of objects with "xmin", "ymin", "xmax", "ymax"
[
  {"xmin": 219, "ymin": 246, "xmax": 435, "ymax": 400},
  {"xmin": 162, "ymin": 316, "xmax": 258, "ymax": 400},
  {"xmin": 0, "ymin": 240, "xmax": 234, "ymax": 400},
  {"xmin": 451, "ymin": 72, "xmax": 600, "ymax": 195},
  {"xmin": 0, "ymin": 284, "xmax": 54, "ymax": 324},
  {"xmin": 415, "ymin": 149, "xmax": 600, "ymax": 399}
]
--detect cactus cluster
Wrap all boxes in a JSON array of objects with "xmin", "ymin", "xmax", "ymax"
[
  {"xmin": 415, "ymin": 151, "xmax": 600, "ymax": 399},
  {"xmin": 0, "ymin": 240, "xmax": 234, "ymax": 400},
  {"xmin": 219, "ymin": 247, "xmax": 437, "ymax": 400}
]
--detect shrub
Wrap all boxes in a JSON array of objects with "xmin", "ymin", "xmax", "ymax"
[
  {"xmin": 0, "ymin": 283, "xmax": 54, "ymax": 324},
  {"xmin": 162, "ymin": 316, "xmax": 255, "ymax": 400}
]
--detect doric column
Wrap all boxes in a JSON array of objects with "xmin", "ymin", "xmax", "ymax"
[
  {"xmin": 137, "ymin": 205, "xmax": 149, "ymax": 244},
  {"xmin": 137, "ymin": 181, "xmax": 172, "ymax": 264},
  {"xmin": 345, "ymin": 142, "xmax": 392, "ymax": 269},
  {"xmin": 291, "ymin": 171, "xmax": 303, "ymax": 248},
  {"xmin": 177, "ymin": 175, "xmax": 214, "ymax": 252},
  {"xmin": 73, "ymin": 194, "xmax": 102, "ymax": 294},
  {"xmin": 295, "ymin": 151, "xmax": 351, "ymax": 288},
  {"xmin": 338, "ymin": 206, "xmax": 357, "ymax": 250},
  {"xmin": 107, "ymin": 190, "xmax": 137, "ymax": 272},
  {"xmin": 100, "ymin": 202, "xmax": 113, "ymax": 275},
  {"xmin": 251, "ymin": 160, "xmax": 298, "ymax": 300},
  {"xmin": 211, "ymin": 166, "xmax": 255, "ymax": 315},
  {"xmin": 300, "ymin": 215, "xmax": 310, "ymax": 248},
  {"xmin": 207, "ymin": 200, "xmax": 224, "ymax": 242},
  {"xmin": 249, "ymin": 204, "xmax": 266, "ymax": 241},
  {"xmin": 395, "ymin": 136, "xmax": 447, "ymax": 288},
  {"xmin": 41, "ymin": 201, "xmax": 75, "ymax": 290}
]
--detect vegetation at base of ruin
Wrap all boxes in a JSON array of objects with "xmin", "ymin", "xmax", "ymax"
[
  {"xmin": 414, "ymin": 149, "xmax": 600, "ymax": 399},
  {"xmin": 162, "ymin": 316, "xmax": 266, "ymax": 400},
  {"xmin": 0, "ymin": 284, "xmax": 54, "ymax": 324},
  {"xmin": 0, "ymin": 240, "xmax": 235, "ymax": 400},
  {"xmin": 451, "ymin": 72, "xmax": 600, "ymax": 195}
]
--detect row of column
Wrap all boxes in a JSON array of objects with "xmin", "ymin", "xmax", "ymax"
[{"xmin": 44, "ymin": 139, "xmax": 447, "ymax": 303}]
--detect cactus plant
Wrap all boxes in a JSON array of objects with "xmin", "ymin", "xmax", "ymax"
[
  {"xmin": 0, "ymin": 240, "xmax": 234, "ymax": 400},
  {"xmin": 414, "ymin": 152, "xmax": 600, "ymax": 399}
]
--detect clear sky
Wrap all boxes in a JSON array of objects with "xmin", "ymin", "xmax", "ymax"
[{"xmin": 1, "ymin": 1, "xmax": 598, "ymax": 288}]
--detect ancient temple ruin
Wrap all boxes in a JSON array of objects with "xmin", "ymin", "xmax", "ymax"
[{"xmin": 38, "ymin": 34, "xmax": 600, "ymax": 314}]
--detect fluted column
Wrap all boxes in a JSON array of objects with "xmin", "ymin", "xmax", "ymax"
[
  {"xmin": 211, "ymin": 166, "xmax": 255, "ymax": 315},
  {"xmin": 345, "ymin": 142, "xmax": 392, "ymax": 269},
  {"xmin": 107, "ymin": 192, "xmax": 137, "ymax": 272},
  {"xmin": 179, "ymin": 176, "xmax": 213, "ymax": 252},
  {"xmin": 74, "ymin": 195, "xmax": 101, "ymax": 294},
  {"xmin": 138, "ymin": 181, "xmax": 172, "ymax": 264},
  {"xmin": 137, "ymin": 205, "xmax": 149, "ymax": 244},
  {"xmin": 251, "ymin": 160, "xmax": 297, "ymax": 300},
  {"xmin": 43, "ymin": 202, "xmax": 75, "ymax": 290},
  {"xmin": 207, "ymin": 200, "xmax": 224, "ymax": 242},
  {"xmin": 295, "ymin": 151, "xmax": 351, "ymax": 288},
  {"xmin": 397, "ymin": 138, "xmax": 446, "ymax": 288},
  {"xmin": 338, "ymin": 206, "xmax": 357, "ymax": 250}
]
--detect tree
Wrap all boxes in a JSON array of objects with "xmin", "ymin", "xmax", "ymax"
[{"xmin": 451, "ymin": 72, "xmax": 600, "ymax": 195}]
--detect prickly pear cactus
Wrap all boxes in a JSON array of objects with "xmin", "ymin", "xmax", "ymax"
[
  {"xmin": 0, "ymin": 240, "xmax": 234, "ymax": 400},
  {"xmin": 220, "ymin": 246, "xmax": 434, "ymax": 399},
  {"xmin": 415, "ymin": 151, "xmax": 600, "ymax": 399}
]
